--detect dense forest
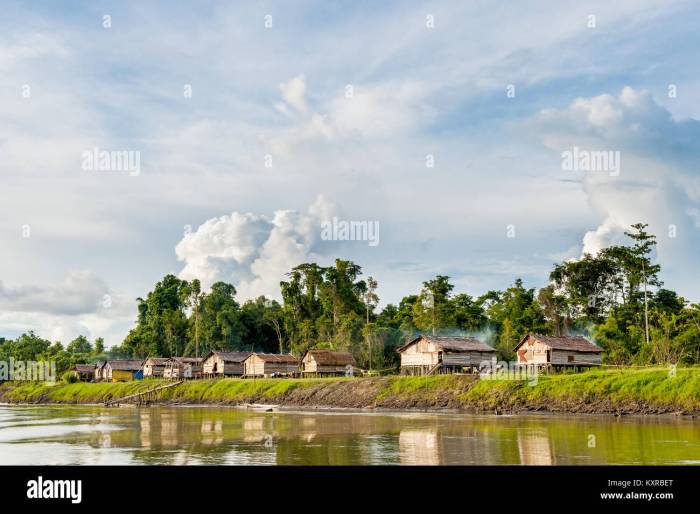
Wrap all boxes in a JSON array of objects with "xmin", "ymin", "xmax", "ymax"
[{"xmin": 2, "ymin": 223, "xmax": 699, "ymax": 374}]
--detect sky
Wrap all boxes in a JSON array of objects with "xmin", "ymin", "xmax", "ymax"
[{"xmin": 1, "ymin": 0, "xmax": 699, "ymax": 347}]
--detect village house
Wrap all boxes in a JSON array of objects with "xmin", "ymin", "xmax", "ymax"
[
  {"xmin": 163, "ymin": 357, "xmax": 203, "ymax": 379},
  {"xmin": 143, "ymin": 357, "xmax": 169, "ymax": 378},
  {"xmin": 243, "ymin": 353, "xmax": 300, "ymax": 378},
  {"xmin": 104, "ymin": 360, "xmax": 144, "ymax": 382},
  {"xmin": 94, "ymin": 361, "xmax": 107, "ymax": 382},
  {"xmin": 300, "ymin": 349, "xmax": 356, "ymax": 376},
  {"xmin": 73, "ymin": 364, "xmax": 96, "ymax": 382},
  {"xmin": 513, "ymin": 333, "xmax": 603, "ymax": 370},
  {"xmin": 202, "ymin": 351, "xmax": 252, "ymax": 378},
  {"xmin": 397, "ymin": 335, "xmax": 497, "ymax": 375}
]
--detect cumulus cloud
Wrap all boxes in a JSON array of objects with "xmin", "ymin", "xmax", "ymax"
[
  {"xmin": 277, "ymin": 74, "xmax": 309, "ymax": 116},
  {"xmin": 0, "ymin": 270, "xmax": 110, "ymax": 316},
  {"xmin": 268, "ymin": 75, "xmax": 430, "ymax": 155},
  {"xmin": 0, "ymin": 270, "xmax": 136, "ymax": 345},
  {"xmin": 526, "ymin": 87, "xmax": 700, "ymax": 295},
  {"xmin": 175, "ymin": 196, "xmax": 336, "ymax": 299}
]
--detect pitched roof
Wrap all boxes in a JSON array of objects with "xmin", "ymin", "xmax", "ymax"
[
  {"xmin": 249, "ymin": 353, "xmax": 299, "ymax": 364},
  {"xmin": 205, "ymin": 351, "xmax": 252, "ymax": 363},
  {"xmin": 303, "ymin": 349, "xmax": 356, "ymax": 366},
  {"xmin": 74, "ymin": 364, "xmax": 95, "ymax": 373},
  {"xmin": 144, "ymin": 358, "xmax": 169, "ymax": 366},
  {"xmin": 396, "ymin": 335, "xmax": 496, "ymax": 354},
  {"xmin": 513, "ymin": 334, "xmax": 603, "ymax": 353},
  {"xmin": 106, "ymin": 360, "xmax": 144, "ymax": 371},
  {"xmin": 166, "ymin": 357, "xmax": 203, "ymax": 364}
]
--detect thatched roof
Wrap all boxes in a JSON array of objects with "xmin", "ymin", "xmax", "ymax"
[
  {"xmin": 74, "ymin": 364, "xmax": 95, "ymax": 373},
  {"xmin": 106, "ymin": 360, "xmax": 144, "ymax": 371},
  {"xmin": 204, "ymin": 351, "xmax": 252, "ymax": 363},
  {"xmin": 303, "ymin": 349, "xmax": 355, "ymax": 366},
  {"xmin": 250, "ymin": 353, "xmax": 299, "ymax": 364},
  {"xmin": 513, "ymin": 334, "xmax": 603, "ymax": 353},
  {"xmin": 397, "ymin": 335, "xmax": 495, "ymax": 354}
]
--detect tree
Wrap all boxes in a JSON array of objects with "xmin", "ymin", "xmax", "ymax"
[
  {"xmin": 412, "ymin": 275, "xmax": 454, "ymax": 335},
  {"xmin": 624, "ymin": 223, "xmax": 662, "ymax": 345},
  {"xmin": 362, "ymin": 276, "xmax": 379, "ymax": 370},
  {"xmin": 94, "ymin": 337, "xmax": 105, "ymax": 355},
  {"xmin": 66, "ymin": 335, "xmax": 92, "ymax": 355},
  {"xmin": 181, "ymin": 278, "xmax": 204, "ymax": 357}
]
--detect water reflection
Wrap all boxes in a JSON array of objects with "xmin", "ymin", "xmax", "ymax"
[
  {"xmin": 517, "ymin": 431, "xmax": 554, "ymax": 465},
  {"xmin": 0, "ymin": 405, "xmax": 698, "ymax": 465}
]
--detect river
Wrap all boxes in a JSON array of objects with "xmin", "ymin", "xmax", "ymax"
[{"xmin": 0, "ymin": 405, "xmax": 698, "ymax": 465}]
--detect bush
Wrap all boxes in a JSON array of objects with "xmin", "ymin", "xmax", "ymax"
[{"xmin": 62, "ymin": 371, "xmax": 79, "ymax": 384}]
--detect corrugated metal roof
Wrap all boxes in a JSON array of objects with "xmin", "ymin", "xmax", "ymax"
[
  {"xmin": 397, "ymin": 336, "xmax": 496, "ymax": 354},
  {"xmin": 514, "ymin": 334, "xmax": 603, "ymax": 353}
]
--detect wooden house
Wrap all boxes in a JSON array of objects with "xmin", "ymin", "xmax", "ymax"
[
  {"xmin": 397, "ymin": 335, "xmax": 496, "ymax": 375},
  {"xmin": 300, "ymin": 349, "xmax": 355, "ymax": 376},
  {"xmin": 94, "ymin": 361, "xmax": 107, "ymax": 382},
  {"xmin": 243, "ymin": 353, "xmax": 300, "ymax": 378},
  {"xmin": 513, "ymin": 334, "xmax": 603, "ymax": 370},
  {"xmin": 105, "ymin": 360, "xmax": 144, "ymax": 382},
  {"xmin": 143, "ymin": 358, "xmax": 169, "ymax": 378},
  {"xmin": 202, "ymin": 351, "xmax": 252, "ymax": 377},
  {"xmin": 163, "ymin": 357, "xmax": 203, "ymax": 379},
  {"xmin": 73, "ymin": 364, "xmax": 95, "ymax": 382}
]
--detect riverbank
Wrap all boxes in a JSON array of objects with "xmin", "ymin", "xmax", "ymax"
[{"xmin": 1, "ymin": 367, "xmax": 699, "ymax": 415}]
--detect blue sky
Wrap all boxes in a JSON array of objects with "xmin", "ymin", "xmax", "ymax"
[{"xmin": 1, "ymin": 1, "xmax": 699, "ymax": 346}]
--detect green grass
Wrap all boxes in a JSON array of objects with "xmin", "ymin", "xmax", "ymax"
[
  {"xmin": 460, "ymin": 366, "xmax": 700, "ymax": 411},
  {"xmin": 2, "ymin": 367, "xmax": 700, "ymax": 412}
]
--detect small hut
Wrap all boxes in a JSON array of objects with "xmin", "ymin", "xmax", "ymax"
[
  {"xmin": 300, "ymin": 349, "xmax": 355, "ymax": 376},
  {"xmin": 163, "ymin": 357, "xmax": 203, "ymax": 379},
  {"xmin": 143, "ymin": 357, "xmax": 169, "ymax": 378},
  {"xmin": 94, "ymin": 361, "xmax": 107, "ymax": 382},
  {"xmin": 513, "ymin": 333, "xmax": 603, "ymax": 370},
  {"xmin": 397, "ymin": 335, "xmax": 496, "ymax": 375},
  {"xmin": 243, "ymin": 353, "xmax": 300, "ymax": 378},
  {"xmin": 105, "ymin": 360, "xmax": 144, "ymax": 382},
  {"xmin": 73, "ymin": 364, "xmax": 95, "ymax": 382},
  {"xmin": 202, "ymin": 351, "xmax": 252, "ymax": 378}
]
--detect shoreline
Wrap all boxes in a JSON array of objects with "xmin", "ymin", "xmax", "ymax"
[
  {"xmin": 1, "ymin": 367, "xmax": 699, "ymax": 417},
  {"xmin": 3, "ymin": 400, "xmax": 697, "ymax": 421}
]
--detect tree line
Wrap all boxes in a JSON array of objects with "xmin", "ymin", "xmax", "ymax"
[{"xmin": 2, "ymin": 222, "xmax": 699, "ymax": 374}]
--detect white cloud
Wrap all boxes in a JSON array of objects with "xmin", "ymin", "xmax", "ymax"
[
  {"xmin": 0, "ymin": 270, "xmax": 109, "ymax": 316},
  {"xmin": 176, "ymin": 196, "xmax": 335, "ymax": 299},
  {"xmin": 526, "ymin": 87, "xmax": 700, "ymax": 295},
  {"xmin": 278, "ymin": 74, "xmax": 309, "ymax": 115}
]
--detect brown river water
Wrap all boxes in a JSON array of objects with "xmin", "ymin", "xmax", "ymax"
[{"xmin": 1, "ymin": 404, "xmax": 699, "ymax": 465}]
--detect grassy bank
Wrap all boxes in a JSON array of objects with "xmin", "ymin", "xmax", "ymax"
[{"xmin": 1, "ymin": 367, "xmax": 699, "ymax": 415}]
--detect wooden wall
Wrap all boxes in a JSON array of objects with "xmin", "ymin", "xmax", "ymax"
[
  {"xmin": 399, "ymin": 339, "xmax": 441, "ymax": 367},
  {"xmin": 244, "ymin": 356, "xmax": 298, "ymax": 377},
  {"xmin": 516, "ymin": 339, "xmax": 601, "ymax": 366}
]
